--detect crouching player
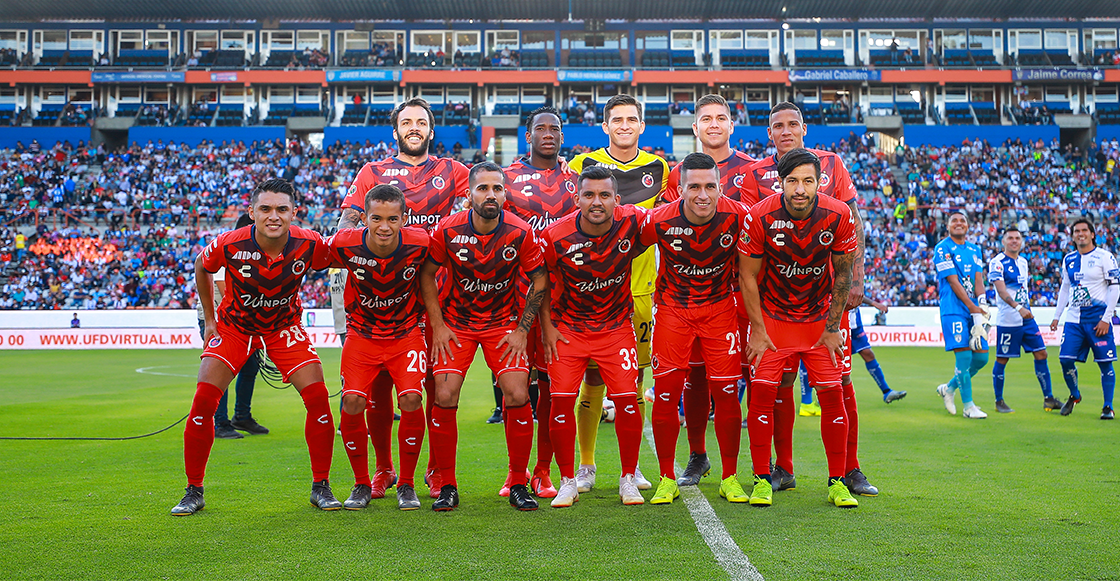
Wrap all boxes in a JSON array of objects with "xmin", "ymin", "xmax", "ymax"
[
  {"xmin": 327, "ymin": 184, "xmax": 430, "ymax": 511},
  {"xmin": 173, "ymin": 178, "xmax": 338, "ymax": 515},
  {"xmin": 739, "ymin": 149, "xmax": 860, "ymax": 509},
  {"xmin": 540, "ymin": 165, "xmax": 650, "ymax": 508}
]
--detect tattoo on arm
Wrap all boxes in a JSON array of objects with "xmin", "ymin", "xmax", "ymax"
[
  {"xmin": 338, "ymin": 208, "xmax": 361, "ymax": 230},
  {"xmin": 846, "ymin": 200, "xmax": 865, "ymax": 275},
  {"xmin": 826, "ymin": 253, "xmax": 855, "ymax": 332},
  {"xmin": 518, "ymin": 287, "xmax": 546, "ymax": 333}
]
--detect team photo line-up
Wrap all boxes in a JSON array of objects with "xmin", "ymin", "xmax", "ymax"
[{"xmin": 173, "ymin": 92, "xmax": 1114, "ymax": 516}]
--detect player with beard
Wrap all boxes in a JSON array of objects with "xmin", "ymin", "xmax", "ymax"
[
  {"xmin": 172, "ymin": 178, "xmax": 338, "ymax": 515},
  {"xmin": 422, "ymin": 162, "xmax": 549, "ymax": 512},
  {"xmin": 660, "ymin": 94, "xmax": 757, "ymax": 487},
  {"xmin": 334, "ymin": 97, "xmax": 469, "ymax": 500},
  {"xmin": 501, "ymin": 106, "xmax": 579, "ymax": 499},
  {"xmin": 741, "ymin": 101, "xmax": 879, "ymax": 497}
]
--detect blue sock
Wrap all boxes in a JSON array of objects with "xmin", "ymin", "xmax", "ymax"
[
  {"xmin": 865, "ymin": 359, "xmax": 890, "ymax": 394},
  {"xmin": 992, "ymin": 361, "xmax": 1006, "ymax": 401},
  {"xmin": 969, "ymin": 351, "xmax": 989, "ymax": 377},
  {"xmin": 799, "ymin": 363, "xmax": 813, "ymax": 405},
  {"xmin": 1060, "ymin": 359, "xmax": 1080, "ymax": 399},
  {"xmin": 953, "ymin": 350, "xmax": 974, "ymax": 405},
  {"xmin": 1034, "ymin": 359, "xmax": 1053, "ymax": 398},
  {"xmin": 1099, "ymin": 362, "xmax": 1115, "ymax": 408},
  {"xmin": 737, "ymin": 377, "xmax": 747, "ymax": 404}
]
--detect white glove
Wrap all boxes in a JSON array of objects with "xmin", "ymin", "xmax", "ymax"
[{"xmin": 969, "ymin": 313, "xmax": 988, "ymax": 351}]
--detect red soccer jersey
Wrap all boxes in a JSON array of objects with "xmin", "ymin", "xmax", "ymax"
[
  {"xmin": 341, "ymin": 156, "xmax": 469, "ymax": 231},
  {"xmin": 739, "ymin": 148, "xmax": 856, "ymax": 207},
  {"xmin": 503, "ymin": 158, "xmax": 579, "ymax": 232},
  {"xmin": 325, "ymin": 226, "xmax": 429, "ymax": 340},
  {"xmin": 663, "ymin": 150, "xmax": 757, "ymax": 204},
  {"xmin": 542, "ymin": 205, "xmax": 649, "ymax": 333},
  {"xmin": 738, "ymin": 193, "xmax": 857, "ymax": 323},
  {"xmin": 428, "ymin": 210, "xmax": 546, "ymax": 330},
  {"xmin": 200, "ymin": 225, "xmax": 331, "ymax": 335},
  {"xmin": 639, "ymin": 196, "xmax": 749, "ymax": 309}
]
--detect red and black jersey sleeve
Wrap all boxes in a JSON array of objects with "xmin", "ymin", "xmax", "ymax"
[{"xmin": 810, "ymin": 148, "xmax": 857, "ymax": 205}]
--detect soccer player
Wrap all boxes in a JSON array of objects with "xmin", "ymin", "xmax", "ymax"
[
  {"xmin": 989, "ymin": 228, "xmax": 1062, "ymax": 413},
  {"xmin": 933, "ymin": 211, "xmax": 990, "ymax": 419},
  {"xmin": 640, "ymin": 152, "xmax": 749, "ymax": 505},
  {"xmin": 335, "ymin": 97, "xmax": 469, "ymax": 499},
  {"xmin": 739, "ymin": 148, "xmax": 860, "ymax": 509},
  {"xmin": 741, "ymin": 101, "xmax": 873, "ymax": 497},
  {"xmin": 1049, "ymin": 218, "xmax": 1119, "ymax": 419},
  {"xmin": 172, "ymin": 178, "xmax": 338, "ymax": 516},
  {"xmin": 539, "ymin": 165, "xmax": 649, "ymax": 508},
  {"xmin": 659, "ymin": 94, "xmax": 756, "ymax": 486},
  {"xmin": 848, "ymin": 300, "xmax": 907, "ymax": 404},
  {"xmin": 327, "ymin": 184, "xmax": 430, "ymax": 511},
  {"xmin": 568, "ymin": 94, "xmax": 668, "ymax": 492},
  {"xmin": 421, "ymin": 162, "xmax": 549, "ymax": 512},
  {"xmin": 503, "ymin": 106, "xmax": 579, "ymax": 498}
]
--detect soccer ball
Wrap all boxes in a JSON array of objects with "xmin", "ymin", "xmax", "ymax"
[{"xmin": 601, "ymin": 397, "xmax": 616, "ymax": 423}]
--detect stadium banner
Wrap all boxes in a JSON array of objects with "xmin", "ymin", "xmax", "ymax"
[
  {"xmin": 0, "ymin": 127, "xmax": 91, "ymax": 149},
  {"xmin": 325, "ymin": 69, "xmax": 401, "ymax": 83},
  {"xmin": 788, "ymin": 69, "xmax": 882, "ymax": 83},
  {"xmin": 1011, "ymin": 68, "xmax": 1104, "ymax": 82},
  {"xmin": 0, "ymin": 327, "xmax": 346, "ymax": 350},
  {"xmin": 903, "ymin": 124, "xmax": 1059, "ymax": 147},
  {"xmin": 556, "ymin": 70, "xmax": 631, "ymax": 83},
  {"xmin": 91, "ymin": 71, "xmax": 185, "ymax": 83},
  {"xmin": 862, "ymin": 325, "xmax": 1086, "ymax": 348}
]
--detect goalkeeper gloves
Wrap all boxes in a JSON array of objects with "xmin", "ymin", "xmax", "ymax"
[{"xmin": 969, "ymin": 312, "xmax": 989, "ymax": 351}]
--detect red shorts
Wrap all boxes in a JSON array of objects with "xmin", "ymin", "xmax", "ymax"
[
  {"xmin": 527, "ymin": 322, "xmax": 548, "ymax": 372},
  {"xmin": 651, "ymin": 297, "xmax": 741, "ymax": 382},
  {"xmin": 433, "ymin": 324, "xmax": 529, "ymax": 378},
  {"xmin": 750, "ymin": 316, "xmax": 842, "ymax": 389},
  {"xmin": 549, "ymin": 324, "xmax": 640, "ymax": 399},
  {"xmin": 202, "ymin": 320, "xmax": 319, "ymax": 382},
  {"xmin": 340, "ymin": 331, "xmax": 427, "ymax": 400},
  {"xmin": 841, "ymin": 311, "xmax": 853, "ymax": 377},
  {"xmin": 733, "ymin": 293, "xmax": 753, "ymax": 367}
]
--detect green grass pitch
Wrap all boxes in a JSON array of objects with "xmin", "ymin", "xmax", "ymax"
[{"xmin": 0, "ymin": 347, "xmax": 1117, "ymax": 580}]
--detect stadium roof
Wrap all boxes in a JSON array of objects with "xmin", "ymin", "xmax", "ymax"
[{"xmin": 1, "ymin": 0, "xmax": 1116, "ymax": 22}]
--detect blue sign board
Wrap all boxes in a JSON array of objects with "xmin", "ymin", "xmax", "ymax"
[
  {"xmin": 325, "ymin": 69, "xmax": 401, "ymax": 83},
  {"xmin": 91, "ymin": 71, "xmax": 185, "ymax": 83},
  {"xmin": 1012, "ymin": 68, "xmax": 1103, "ymax": 82},
  {"xmin": 788, "ymin": 69, "xmax": 882, "ymax": 83},
  {"xmin": 556, "ymin": 70, "xmax": 632, "ymax": 83}
]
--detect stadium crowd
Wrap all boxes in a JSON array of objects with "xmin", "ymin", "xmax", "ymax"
[{"xmin": 2, "ymin": 131, "xmax": 1120, "ymax": 312}]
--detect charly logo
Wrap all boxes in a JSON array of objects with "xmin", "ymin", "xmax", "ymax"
[{"xmin": 292, "ymin": 259, "xmax": 307, "ymax": 275}]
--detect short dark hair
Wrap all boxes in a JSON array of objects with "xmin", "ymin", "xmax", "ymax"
[
  {"xmin": 235, "ymin": 213, "xmax": 252, "ymax": 229},
  {"xmin": 776, "ymin": 148, "xmax": 820, "ymax": 180},
  {"xmin": 577, "ymin": 165, "xmax": 618, "ymax": 193},
  {"xmin": 678, "ymin": 152, "xmax": 719, "ymax": 184},
  {"xmin": 1072, "ymin": 217, "xmax": 1096, "ymax": 236},
  {"xmin": 769, "ymin": 101, "xmax": 803, "ymax": 125},
  {"xmin": 948, "ymin": 210, "xmax": 969, "ymax": 222},
  {"xmin": 250, "ymin": 178, "xmax": 297, "ymax": 206},
  {"xmin": 468, "ymin": 161, "xmax": 505, "ymax": 186},
  {"xmin": 390, "ymin": 97, "xmax": 435, "ymax": 131},
  {"xmin": 1002, "ymin": 227, "xmax": 1021, "ymax": 237},
  {"xmin": 603, "ymin": 94, "xmax": 642, "ymax": 123},
  {"xmin": 365, "ymin": 183, "xmax": 407, "ymax": 215},
  {"xmin": 695, "ymin": 94, "xmax": 731, "ymax": 118},
  {"xmin": 527, "ymin": 106, "xmax": 563, "ymax": 129}
]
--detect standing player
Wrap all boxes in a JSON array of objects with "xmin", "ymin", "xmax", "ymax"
[
  {"xmin": 503, "ymin": 106, "xmax": 579, "ymax": 498},
  {"xmin": 933, "ymin": 211, "xmax": 990, "ymax": 419},
  {"xmin": 172, "ymin": 178, "xmax": 338, "ymax": 515},
  {"xmin": 848, "ymin": 300, "xmax": 907, "ymax": 403},
  {"xmin": 539, "ymin": 165, "xmax": 649, "ymax": 508},
  {"xmin": 989, "ymin": 228, "xmax": 1062, "ymax": 413},
  {"xmin": 640, "ymin": 153, "xmax": 749, "ymax": 505},
  {"xmin": 1049, "ymin": 219, "xmax": 1119, "ymax": 419},
  {"xmin": 327, "ymin": 184, "xmax": 430, "ymax": 511},
  {"xmin": 741, "ymin": 101, "xmax": 874, "ymax": 496},
  {"xmin": 335, "ymin": 97, "xmax": 469, "ymax": 500},
  {"xmin": 659, "ymin": 94, "xmax": 756, "ymax": 486},
  {"xmin": 738, "ymin": 148, "xmax": 860, "ymax": 509},
  {"xmin": 568, "ymin": 94, "xmax": 668, "ymax": 492},
  {"xmin": 421, "ymin": 162, "xmax": 549, "ymax": 512}
]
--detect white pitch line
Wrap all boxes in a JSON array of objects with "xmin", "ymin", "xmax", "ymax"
[
  {"xmin": 135, "ymin": 365, "xmax": 197, "ymax": 378},
  {"xmin": 643, "ymin": 424, "xmax": 764, "ymax": 581}
]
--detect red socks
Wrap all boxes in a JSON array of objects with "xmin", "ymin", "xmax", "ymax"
[
  {"xmin": 683, "ymin": 366, "xmax": 710, "ymax": 455},
  {"xmin": 503, "ymin": 401, "xmax": 534, "ymax": 487},
  {"xmin": 430, "ymin": 404, "xmax": 458, "ymax": 487},
  {"xmin": 747, "ymin": 380, "xmax": 778, "ymax": 475},
  {"xmin": 424, "ymin": 370, "xmax": 438, "ymax": 474},
  {"xmin": 183, "ymin": 382, "xmax": 224, "ymax": 487},
  {"xmin": 299, "ymin": 382, "xmax": 334, "ymax": 482},
  {"xmin": 842, "ymin": 381, "xmax": 859, "ymax": 474},
  {"xmin": 533, "ymin": 375, "xmax": 554, "ymax": 474},
  {"xmin": 817, "ymin": 386, "xmax": 849, "ymax": 478},
  {"xmin": 611, "ymin": 395, "xmax": 642, "ymax": 476},
  {"xmin": 397, "ymin": 409, "xmax": 425, "ymax": 487},
  {"xmin": 709, "ymin": 380, "xmax": 742, "ymax": 479},
  {"xmin": 773, "ymin": 386, "xmax": 796, "ymax": 474},
  {"xmin": 339, "ymin": 409, "xmax": 371, "ymax": 486},
  {"xmin": 652, "ymin": 368, "xmax": 688, "ymax": 478},
  {"xmin": 367, "ymin": 372, "xmax": 396, "ymax": 473},
  {"xmin": 549, "ymin": 395, "xmax": 578, "ymax": 479}
]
